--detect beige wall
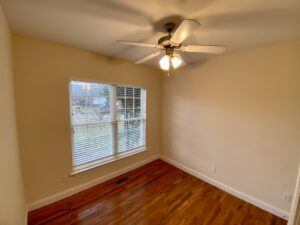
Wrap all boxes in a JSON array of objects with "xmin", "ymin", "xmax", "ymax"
[
  {"xmin": 0, "ymin": 5, "xmax": 26, "ymax": 225},
  {"xmin": 161, "ymin": 40, "xmax": 300, "ymax": 212},
  {"xmin": 13, "ymin": 35, "xmax": 161, "ymax": 204}
]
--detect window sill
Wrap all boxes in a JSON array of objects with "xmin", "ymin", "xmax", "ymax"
[{"xmin": 70, "ymin": 147, "xmax": 147, "ymax": 176}]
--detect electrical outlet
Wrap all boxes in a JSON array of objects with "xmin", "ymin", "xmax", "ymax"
[
  {"xmin": 211, "ymin": 165, "xmax": 217, "ymax": 173},
  {"xmin": 282, "ymin": 192, "xmax": 291, "ymax": 203}
]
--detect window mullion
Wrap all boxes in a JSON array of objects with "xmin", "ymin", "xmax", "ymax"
[
  {"xmin": 110, "ymin": 85, "xmax": 118, "ymax": 155},
  {"xmin": 141, "ymin": 89, "xmax": 146, "ymax": 146}
]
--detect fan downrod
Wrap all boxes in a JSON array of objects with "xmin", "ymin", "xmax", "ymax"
[{"xmin": 158, "ymin": 22, "xmax": 177, "ymax": 47}]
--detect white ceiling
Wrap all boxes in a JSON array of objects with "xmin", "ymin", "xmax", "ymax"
[{"xmin": 1, "ymin": 0, "xmax": 300, "ymax": 67}]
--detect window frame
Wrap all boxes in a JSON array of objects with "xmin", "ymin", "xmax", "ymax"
[{"xmin": 69, "ymin": 78, "xmax": 147, "ymax": 175}]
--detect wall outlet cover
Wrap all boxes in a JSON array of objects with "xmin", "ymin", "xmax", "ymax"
[
  {"xmin": 211, "ymin": 165, "xmax": 217, "ymax": 173},
  {"xmin": 282, "ymin": 192, "xmax": 291, "ymax": 203}
]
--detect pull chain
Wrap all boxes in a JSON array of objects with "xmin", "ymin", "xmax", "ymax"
[{"xmin": 168, "ymin": 54, "xmax": 172, "ymax": 76}]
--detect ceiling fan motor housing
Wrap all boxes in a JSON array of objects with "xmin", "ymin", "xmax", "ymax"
[{"xmin": 158, "ymin": 35, "xmax": 172, "ymax": 46}]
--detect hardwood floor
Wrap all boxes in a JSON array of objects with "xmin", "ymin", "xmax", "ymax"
[{"xmin": 28, "ymin": 160, "xmax": 287, "ymax": 225}]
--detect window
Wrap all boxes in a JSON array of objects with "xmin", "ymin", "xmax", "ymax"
[{"xmin": 69, "ymin": 80, "xmax": 146, "ymax": 174}]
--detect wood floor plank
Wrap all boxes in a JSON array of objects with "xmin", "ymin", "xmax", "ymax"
[{"xmin": 28, "ymin": 160, "xmax": 287, "ymax": 225}]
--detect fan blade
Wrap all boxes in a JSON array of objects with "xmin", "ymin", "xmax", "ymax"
[
  {"xmin": 180, "ymin": 45, "xmax": 226, "ymax": 54},
  {"xmin": 117, "ymin": 40, "xmax": 158, "ymax": 48},
  {"xmin": 135, "ymin": 52, "xmax": 162, "ymax": 64},
  {"xmin": 170, "ymin": 20, "xmax": 200, "ymax": 44}
]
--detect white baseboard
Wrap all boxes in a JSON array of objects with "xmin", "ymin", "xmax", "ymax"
[
  {"xmin": 27, "ymin": 154, "xmax": 160, "ymax": 211},
  {"xmin": 160, "ymin": 155, "xmax": 289, "ymax": 220}
]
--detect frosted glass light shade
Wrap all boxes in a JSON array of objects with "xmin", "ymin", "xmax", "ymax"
[
  {"xmin": 171, "ymin": 56, "xmax": 182, "ymax": 69},
  {"xmin": 159, "ymin": 55, "xmax": 170, "ymax": 70}
]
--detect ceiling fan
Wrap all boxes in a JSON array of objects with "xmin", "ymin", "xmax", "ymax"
[{"xmin": 117, "ymin": 19, "xmax": 226, "ymax": 74}]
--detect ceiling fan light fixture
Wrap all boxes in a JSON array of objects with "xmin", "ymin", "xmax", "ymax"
[
  {"xmin": 159, "ymin": 55, "xmax": 170, "ymax": 70},
  {"xmin": 159, "ymin": 55, "xmax": 183, "ymax": 71},
  {"xmin": 117, "ymin": 19, "xmax": 226, "ymax": 71}
]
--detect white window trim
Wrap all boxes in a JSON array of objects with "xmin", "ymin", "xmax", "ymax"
[
  {"xmin": 69, "ymin": 78, "xmax": 147, "ymax": 175},
  {"xmin": 69, "ymin": 77, "xmax": 147, "ymax": 89}
]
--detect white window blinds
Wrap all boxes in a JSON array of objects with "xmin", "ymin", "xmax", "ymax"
[
  {"xmin": 116, "ymin": 87, "xmax": 146, "ymax": 153},
  {"xmin": 70, "ymin": 80, "xmax": 146, "ymax": 173}
]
